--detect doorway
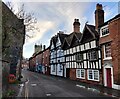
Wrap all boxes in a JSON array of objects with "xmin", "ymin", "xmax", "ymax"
[
  {"xmin": 66, "ymin": 68, "xmax": 70, "ymax": 78},
  {"xmin": 106, "ymin": 68, "xmax": 112, "ymax": 88}
]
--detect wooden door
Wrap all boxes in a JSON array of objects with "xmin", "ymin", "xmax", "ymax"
[
  {"xmin": 106, "ymin": 68, "xmax": 112, "ymax": 88},
  {"xmin": 66, "ymin": 68, "xmax": 70, "ymax": 78}
]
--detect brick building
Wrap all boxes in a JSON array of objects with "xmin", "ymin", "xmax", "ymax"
[
  {"xmin": 29, "ymin": 45, "xmax": 50, "ymax": 75},
  {"xmin": 29, "ymin": 55, "xmax": 36, "ymax": 72},
  {"xmin": 96, "ymin": 3, "xmax": 120, "ymax": 90},
  {"xmin": 42, "ymin": 47, "xmax": 50, "ymax": 75}
]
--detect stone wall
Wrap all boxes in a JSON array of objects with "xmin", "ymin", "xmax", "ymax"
[
  {"xmin": 2, "ymin": 2, "xmax": 25, "ymax": 78},
  {"xmin": 2, "ymin": 60, "xmax": 10, "ymax": 96}
]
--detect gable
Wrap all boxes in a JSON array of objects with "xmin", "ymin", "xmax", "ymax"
[
  {"xmin": 62, "ymin": 38, "xmax": 69, "ymax": 50},
  {"xmin": 70, "ymin": 34, "xmax": 78, "ymax": 47},
  {"xmin": 81, "ymin": 26, "xmax": 95, "ymax": 43},
  {"xmin": 51, "ymin": 40, "xmax": 54, "ymax": 49},
  {"xmin": 56, "ymin": 36, "xmax": 61, "ymax": 47}
]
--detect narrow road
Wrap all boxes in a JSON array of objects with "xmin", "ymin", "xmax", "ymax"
[{"xmin": 22, "ymin": 69, "xmax": 115, "ymax": 98}]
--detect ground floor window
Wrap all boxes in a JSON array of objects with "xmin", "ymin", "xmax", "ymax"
[
  {"xmin": 52, "ymin": 65, "xmax": 55, "ymax": 72},
  {"xmin": 76, "ymin": 69, "xmax": 85, "ymax": 79},
  {"xmin": 87, "ymin": 70, "xmax": 99, "ymax": 81}
]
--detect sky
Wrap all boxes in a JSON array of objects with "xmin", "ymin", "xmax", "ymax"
[{"xmin": 2, "ymin": 0, "xmax": 120, "ymax": 58}]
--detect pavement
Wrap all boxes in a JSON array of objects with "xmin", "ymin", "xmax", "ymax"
[
  {"xmin": 6, "ymin": 68, "xmax": 120, "ymax": 98},
  {"xmin": 74, "ymin": 79, "xmax": 120, "ymax": 98}
]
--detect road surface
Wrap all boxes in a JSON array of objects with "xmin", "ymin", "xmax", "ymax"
[{"xmin": 21, "ymin": 69, "xmax": 116, "ymax": 98}]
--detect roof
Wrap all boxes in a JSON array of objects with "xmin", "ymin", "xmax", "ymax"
[
  {"xmin": 86, "ymin": 24, "xmax": 99, "ymax": 38},
  {"xmin": 58, "ymin": 33, "xmax": 68, "ymax": 44},
  {"xmin": 80, "ymin": 24, "xmax": 99, "ymax": 43},
  {"xmin": 98, "ymin": 14, "xmax": 120, "ymax": 27},
  {"xmin": 62, "ymin": 32, "xmax": 82, "ymax": 49},
  {"xmin": 50, "ymin": 32, "xmax": 68, "ymax": 49}
]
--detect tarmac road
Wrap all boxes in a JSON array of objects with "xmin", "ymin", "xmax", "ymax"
[{"xmin": 22, "ymin": 69, "xmax": 117, "ymax": 98}]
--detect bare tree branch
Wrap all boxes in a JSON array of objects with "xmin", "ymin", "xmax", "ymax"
[{"xmin": 6, "ymin": 2, "xmax": 40, "ymax": 38}]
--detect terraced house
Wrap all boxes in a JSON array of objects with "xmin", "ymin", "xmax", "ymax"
[
  {"xmin": 62, "ymin": 19, "xmax": 82, "ymax": 79},
  {"xmin": 98, "ymin": 10, "xmax": 120, "ymax": 90},
  {"xmin": 28, "ymin": 3, "xmax": 120, "ymax": 90},
  {"xmin": 50, "ymin": 31, "xmax": 68, "ymax": 77},
  {"xmin": 62, "ymin": 18, "xmax": 102, "ymax": 85}
]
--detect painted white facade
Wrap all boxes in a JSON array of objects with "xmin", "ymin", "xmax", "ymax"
[{"xmin": 50, "ymin": 34, "xmax": 66, "ymax": 77}]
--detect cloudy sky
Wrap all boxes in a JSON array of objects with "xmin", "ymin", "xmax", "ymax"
[{"xmin": 3, "ymin": 0, "xmax": 119, "ymax": 58}]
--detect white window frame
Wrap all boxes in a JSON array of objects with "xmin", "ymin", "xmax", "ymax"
[
  {"xmin": 52, "ymin": 65, "xmax": 55, "ymax": 72},
  {"xmin": 100, "ymin": 25, "xmax": 109, "ymax": 37},
  {"xmin": 76, "ymin": 69, "xmax": 85, "ymax": 79},
  {"xmin": 87, "ymin": 70, "xmax": 99, "ymax": 81},
  {"xmin": 103, "ymin": 43, "xmax": 112, "ymax": 60}
]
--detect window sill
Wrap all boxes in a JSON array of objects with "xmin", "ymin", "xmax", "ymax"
[
  {"xmin": 77, "ymin": 77, "xmax": 85, "ymax": 79},
  {"xmin": 100, "ymin": 34, "xmax": 109, "ymax": 38},
  {"xmin": 103, "ymin": 57, "xmax": 112, "ymax": 60},
  {"xmin": 87, "ymin": 79, "xmax": 99, "ymax": 82}
]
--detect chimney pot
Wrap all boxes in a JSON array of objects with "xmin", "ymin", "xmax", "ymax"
[{"xmin": 73, "ymin": 19, "xmax": 80, "ymax": 33}]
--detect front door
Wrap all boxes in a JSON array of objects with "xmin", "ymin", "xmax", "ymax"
[
  {"xmin": 106, "ymin": 68, "xmax": 112, "ymax": 88},
  {"xmin": 66, "ymin": 68, "xmax": 70, "ymax": 78}
]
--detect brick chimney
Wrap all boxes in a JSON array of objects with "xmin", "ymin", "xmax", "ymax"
[
  {"xmin": 95, "ymin": 3, "xmax": 104, "ymax": 31},
  {"xmin": 73, "ymin": 19, "xmax": 80, "ymax": 33}
]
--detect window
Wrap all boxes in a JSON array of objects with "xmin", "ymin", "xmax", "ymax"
[
  {"xmin": 60, "ymin": 65, "xmax": 63, "ymax": 70},
  {"xmin": 88, "ymin": 50, "xmax": 98, "ymax": 61},
  {"xmin": 88, "ymin": 70, "xmax": 99, "ymax": 81},
  {"xmin": 76, "ymin": 69, "xmax": 85, "ymax": 79},
  {"xmin": 76, "ymin": 53, "xmax": 83, "ymax": 62},
  {"xmin": 52, "ymin": 65, "xmax": 55, "ymax": 72},
  {"xmin": 101, "ymin": 28, "xmax": 109, "ymax": 36},
  {"xmin": 104, "ymin": 42, "xmax": 111, "ymax": 59},
  {"xmin": 100, "ymin": 25, "xmax": 109, "ymax": 37}
]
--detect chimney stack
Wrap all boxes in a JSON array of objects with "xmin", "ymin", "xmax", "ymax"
[
  {"xmin": 95, "ymin": 3, "xmax": 104, "ymax": 31},
  {"xmin": 73, "ymin": 19, "xmax": 80, "ymax": 33},
  {"xmin": 43, "ymin": 45, "xmax": 46, "ymax": 50}
]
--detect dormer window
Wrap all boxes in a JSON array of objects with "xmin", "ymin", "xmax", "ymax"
[{"xmin": 100, "ymin": 25, "xmax": 109, "ymax": 37}]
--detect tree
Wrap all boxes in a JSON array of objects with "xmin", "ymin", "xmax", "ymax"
[{"xmin": 6, "ymin": 1, "xmax": 39, "ymax": 38}]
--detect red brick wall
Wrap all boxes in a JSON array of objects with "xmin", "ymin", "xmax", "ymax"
[
  {"xmin": 99, "ymin": 35, "xmax": 112, "ymax": 45},
  {"xmin": 43, "ymin": 49, "xmax": 50, "ymax": 67},
  {"xmin": 43, "ymin": 48, "xmax": 50, "ymax": 75},
  {"xmin": 109, "ymin": 18, "xmax": 120, "ymax": 84},
  {"xmin": 69, "ymin": 69, "xmax": 76, "ymax": 80},
  {"xmin": 99, "ymin": 17, "xmax": 120, "ymax": 85},
  {"xmin": 76, "ymin": 69, "xmax": 103, "ymax": 85}
]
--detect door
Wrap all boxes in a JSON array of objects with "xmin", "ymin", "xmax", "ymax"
[
  {"xmin": 66, "ymin": 68, "xmax": 70, "ymax": 78},
  {"xmin": 106, "ymin": 68, "xmax": 112, "ymax": 88}
]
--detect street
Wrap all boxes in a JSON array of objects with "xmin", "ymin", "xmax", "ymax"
[{"xmin": 21, "ymin": 69, "xmax": 116, "ymax": 98}]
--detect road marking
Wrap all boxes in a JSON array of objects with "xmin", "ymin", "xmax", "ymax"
[
  {"xmin": 76, "ymin": 84, "xmax": 85, "ymax": 89},
  {"xmin": 31, "ymin": 84, "xmax": 37, "ymax": 86},
  {"xmin": 25, "ymin": 79, "xmax": 29, "ymax": 99},
  {"xmin": 17, "ymin": 84, "xmax": 24, "ymax": 97},
  {"xmin": 46, "ymin": 93, "xmax": 51, "ymax": 97}
]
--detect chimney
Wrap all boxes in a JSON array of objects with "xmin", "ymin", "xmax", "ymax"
[
  {"xmin": 43, "ymin": 45, "xmax": 46, "ymax": 50},
  {"xmin": 95, "ymin": 3, "xmax": 104, "ymax": 31},
  {"xmin": 73, "ymin": 19, "xmax": 80, "ymax": 33}
]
